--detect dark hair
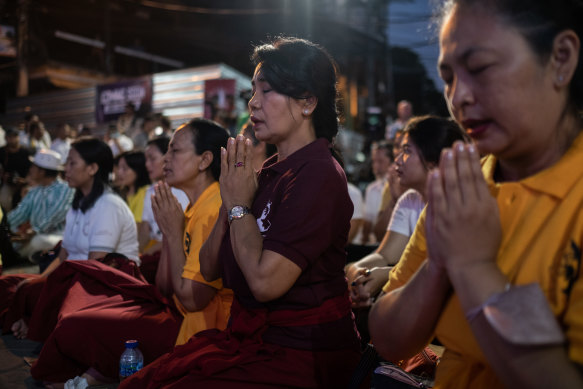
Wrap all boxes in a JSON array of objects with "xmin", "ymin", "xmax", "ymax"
[
  {"xmin": 371, "ymin": 140, "xmax": 394, "ymax": 162},
  {"xmin": 182, "ymin": 118, "xmax": 229, "ymax": 181},
  {"xmin": 440, "ymin": 0, "xmax": 583, "ymax": 113},
  {"xmin": 118, "ymin": 150, "xmax": 150, "ymax": 190},
  {"xmin": 404, "ymin": 115, "xmax": 469, "ymax": 167},
  {"xmin": 70, "ymin": 137, "xmax": 114, "ymax": 213},
  {"xmin": 251, "ymin": 37, "xmax": 340, "ymax": 143},
  {"xmin": 147, "ymin": 136, "xmax": 170, "ymax": 155}
]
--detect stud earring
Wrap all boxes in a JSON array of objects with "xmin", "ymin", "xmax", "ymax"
[
  {"xmin": 558, "ymin": 75, "xmax": 564, "ymax": 83},
  {"xmin": 303, "ymin": 109, "xmax": 309, "ymax": 115}
]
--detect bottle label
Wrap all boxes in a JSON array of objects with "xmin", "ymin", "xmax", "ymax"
[{"xmin": 119, "ymin": 360, "xmax": 144, "ymax": 378}]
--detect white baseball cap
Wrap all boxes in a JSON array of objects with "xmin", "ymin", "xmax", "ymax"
[{"xmin": 29, "ymin": 149, "xmax": 64, "ymax": 171}]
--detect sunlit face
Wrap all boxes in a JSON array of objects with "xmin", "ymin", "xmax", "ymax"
[
  {"xmin": 394, "ymin": 134, "xmax": 427, "ymax": 191},
  {"xmin": 64, "ymin": 148, "xmax": 95, "ymax": 193},
  {"xmin": 145, "ymin": 144, "xmax": 165, "ymax": 182},
  {"xmin": 116, "ymin": 156, "xmax": 138, "ymax": 188},
  {"xmin": 248, "ymin": 65, "xmax": 306, "ymax": 145},
  {"xmin": 163, "ymin": 126, "xmax": 202, "ymax": 188},
  {"xmin": 371, "ymin": 147, "xmax": 392, "ymax": 179},
  {"xmin": 438, "ymin": 4, "xmax": 559, "ymax": 162}
]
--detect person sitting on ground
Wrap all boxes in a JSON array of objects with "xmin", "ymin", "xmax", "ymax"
[
  {"xmin": 50, "ymin": 123, "xmax": 73, "ymax": 163},
  {"xmin": 370, "ymin": 0, "xmax": 583, "ymax": 387},
  {"xmin": 359, "ymin": 141, "xmax": 393, "ymax": 245},
  {"xmin": 26, "ymin": 119, "xmax": 233, "ymax": 387},
  {"xmin": 120, "ymin": 37, "xmax": 361, "ymax": 389},
  {"xmin": 347, "ymin": 116, "xmax": 468, "ymax": 308},
  {"xmin": 139, "ymin": 137, "xmax": 189, "ymax": 255},
  {"xmin": 6, "ymin": 137, "xmax": 139, "ymax": 339},
  {"xmin": 8, "ymin": 149, "xmax": 74, "ymax": 261},
  {"xmin": 106, "ymin": 123, "xmax": 134, "ymax": 158},
  {"xmin": 115, "ymin": 150, "xmax": 150, "ymax": 224},
  {"xmin": 0, "ymin": 127, "xmax": 31, "ymax": 211}
]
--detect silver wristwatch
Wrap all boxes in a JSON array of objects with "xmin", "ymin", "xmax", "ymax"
[{"xmin": 228, "ymin": 205, "xmax": 250, "ymax": 223}]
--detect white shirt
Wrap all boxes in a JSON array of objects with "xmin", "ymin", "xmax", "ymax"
[
  {"xmin": 347, "ymin": 182, "xmax": 364, "ymax": 220},
  {"xmin": 363, "ymin": 178, "xmax": 386, "ymax": 224},
  {"xmin": 108, "ymin": 134, "xmax": 134, "ymax": 157},
  {"xmin": 62, "ymin": 191, "xmax": 140, "ymax": 263},
  {"xmin": 142, "ymin": 185, "xmax": 190, "ymax": 242},
  {"xmin": 387, "ymin": 189, "xmax": 425, "ymax": 237}
]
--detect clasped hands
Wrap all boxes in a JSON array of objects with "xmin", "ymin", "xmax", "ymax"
[
  {"xmin": 219, "ymin": 135, "xmax": 258, "ymax": 212},
  {"xmin": 425, "ymin": 141, "xmax": 501, "ymax": 278}
]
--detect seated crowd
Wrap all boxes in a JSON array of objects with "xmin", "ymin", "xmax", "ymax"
[{"xmin": 0, "ymin": 0, "xmax": 582, "ymax": 387}]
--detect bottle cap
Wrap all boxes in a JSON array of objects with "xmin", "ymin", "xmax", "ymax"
[{"xmin": 125, "ymin": 340, "xmax": 139, "ymax": 349}]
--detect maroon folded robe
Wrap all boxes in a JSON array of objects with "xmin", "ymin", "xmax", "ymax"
[
  {"xmin": 0, "ymin": 273, "xmax": 42, "ymax": 333},
  {"xmin": 119, "ymin": 295, "xmax": 361, "ymax": 389},
  {"xmin": 27, "ymin": 259, "xmax": 182, "ymax": 382}
]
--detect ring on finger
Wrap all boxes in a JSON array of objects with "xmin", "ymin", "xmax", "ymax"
[{"xmin": 234, "ymin": 162, "xmax": 244, "ymax": 168}]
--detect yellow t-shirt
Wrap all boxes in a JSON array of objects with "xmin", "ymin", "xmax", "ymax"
[
  {"xmin": 127, "ymin": 185, "xmax": 149, "ymax": 222},
  {"xmin": 383, "ymin": 132, "xmax": 583, "ymax": 388},
  {"xmin": 173, "ymin": 182, "xmax": 233, "ymax": 345}
]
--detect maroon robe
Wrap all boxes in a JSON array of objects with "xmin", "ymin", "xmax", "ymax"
[{"xmin": 27, "ymin": 259, "xmax": 181, "ymax": 382}]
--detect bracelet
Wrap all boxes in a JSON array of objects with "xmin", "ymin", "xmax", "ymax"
[
  {"xmin": 465, "ymin": 282, "xmax": 511, "ymax": 323},
  {"xmin": 465, "ymin": 282, "xmax": 565, "ymax": 346}
]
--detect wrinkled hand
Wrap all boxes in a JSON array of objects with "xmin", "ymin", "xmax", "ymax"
[
  {"xmin": 152, "ymin": 181, "xmax": 185, "ymax": 238},
  {"xmin": 219, "ymin": 135, "xmax": 258, "ymax": 210},
  {"xmin": 425, "ymin": 142, "xmax": 501, "ymax": 274}
]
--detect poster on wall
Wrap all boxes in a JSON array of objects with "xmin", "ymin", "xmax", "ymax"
[
  {"xmin": 204, "ymin": 79, "xmax": 236, "ymax": 130},
  {"xmin": 96, "ymin": 78, "xmax": 153, "ymax": 124},
  {"xmin": 0, "ymin": 24, "xmax": 16, "ymax": 57}
]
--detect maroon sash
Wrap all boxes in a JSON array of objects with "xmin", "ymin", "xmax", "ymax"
[{"xmin": 120, "ymin": 293, "xmax": 357, "ymax": 389}]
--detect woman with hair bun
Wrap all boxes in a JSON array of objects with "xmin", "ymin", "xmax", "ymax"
[{"xmin": 122, "ymin": 37, "xmax": 361, "ymax": 389}]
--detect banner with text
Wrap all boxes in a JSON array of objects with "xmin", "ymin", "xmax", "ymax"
[{"xmin": 96, "ymin": 78, "xmax": 152, "ymax": 124}]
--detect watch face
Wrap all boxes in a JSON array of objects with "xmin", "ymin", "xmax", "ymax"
[
  {"xmin": 229, "ymin": 206, "xmax": 249, "ymax": 221},
  {"xmin": 231, "ymin": 206, "xmax": 245, "ymax": 218}
]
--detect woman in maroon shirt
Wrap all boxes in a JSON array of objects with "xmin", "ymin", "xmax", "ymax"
[{"xmin": 121, "ymin": 37, "xmax": 361, "ymax": 389}]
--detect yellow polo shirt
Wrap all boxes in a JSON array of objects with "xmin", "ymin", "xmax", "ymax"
[
  {"xmin": 127, "ymin": 185, "xmax": 149, "ymax": 222},
  {"xmin": 173, "ymin": 182, "xmax": 233, "ymax": 345},
  {"xmin": 383, "ymin": 131, "xmax": 583, "ymax": 388}
]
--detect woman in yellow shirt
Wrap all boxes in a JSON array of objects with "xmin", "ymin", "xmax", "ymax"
[
  {"xmin": 116, "ymin": 150, "xmax": 150, "ymax": 222},
  {"xmin": 370, "ymin": 0, "xmax": 583, "ymax": 388}
]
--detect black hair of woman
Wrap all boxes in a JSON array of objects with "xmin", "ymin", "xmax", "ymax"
[
  {"xmin": 71, "ymin": 136, "xmax": 114, "ymax": 213},
  {"xmin": 251, "ymin": 37, "xmax": 341, "ymax": 144},
  {"xmin": 440, "ymin": 0, "xmax": 583, "ymax": 114},
  {"xmin": 119, "ymin": 150, "xmax": 151, "ymax": 190},
  {"xmin": 147, "ymin": 136, "xmax": 171, "ymax": 155},
  {"xmin": 404, "ymin": 115, "xmax": 470, "ymax": 168},
  {"xmin": 182, "ymin": 118, "xmax": 230, "ymax": 181}
]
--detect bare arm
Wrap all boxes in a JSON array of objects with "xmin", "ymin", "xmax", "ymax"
[
  {"xmin": 200, "ymin": 205, "xmax": 229, "ymax": 282},
  {"xmin": 152, "ymin": 182, "xmax": 217, "ymax": 311},
  {"xmin": 229, "ymin": 214, "xmax": 301, "ymax": 302},
  {"xmin": 428, "ymin": 142, "xmax": 583, "ymax": 387},
  {"xmin": 219, "ymin": 135, "xmax": 302, "ymax": 302},
  {"xmin": 369, "ymin": 259, "xmax": 450, "ymax": 360}
]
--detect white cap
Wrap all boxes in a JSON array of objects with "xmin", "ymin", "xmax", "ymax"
[{"xmin": 29, "ymin": 149, "xmax": 64, "ymax": 171}]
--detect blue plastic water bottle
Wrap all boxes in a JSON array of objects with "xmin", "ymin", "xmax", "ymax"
[{"xmin": 119, "ymin": 339, "xmax": 144, "ymax": 381}]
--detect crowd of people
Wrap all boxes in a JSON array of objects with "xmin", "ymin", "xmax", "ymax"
[{"xmin": 0, "ymin": 0, "xmax": 580, "ymax": 387}]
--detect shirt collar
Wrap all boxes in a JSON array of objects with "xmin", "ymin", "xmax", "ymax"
[
  {"xmin": 482, "ymin": 131, "xmax": 583, "ymax": 199},
  {"xmin": 261, "ymin": 138, "xmax": 331, "ymax": 174}
]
